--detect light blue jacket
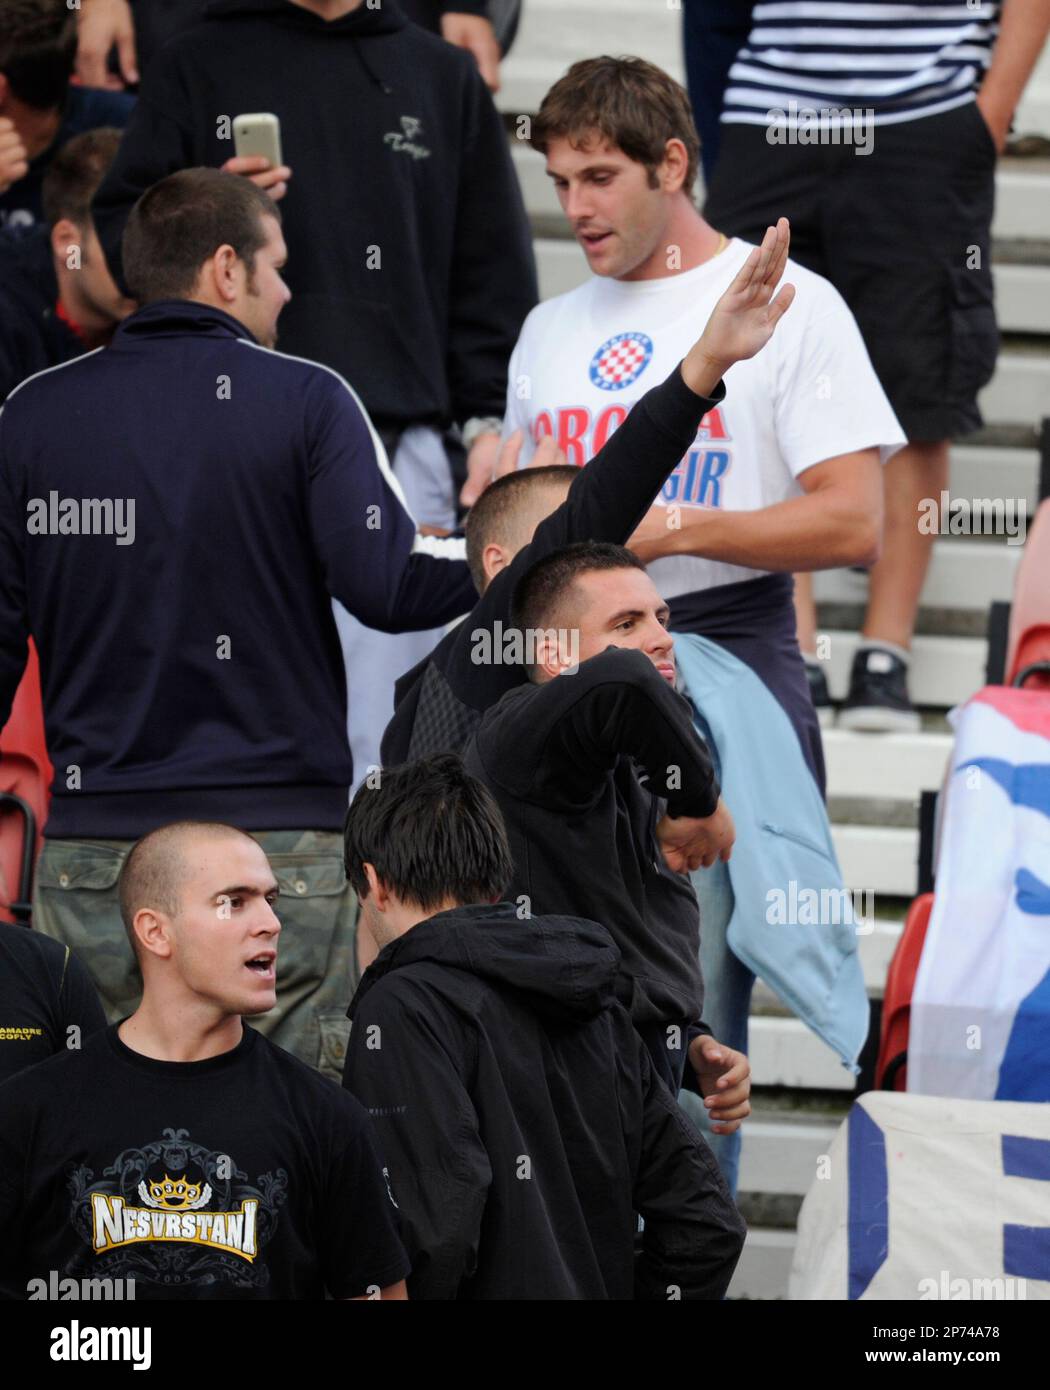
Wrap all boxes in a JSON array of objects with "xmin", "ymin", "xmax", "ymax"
[{"xmin": 674, "ymin": 634, "xmax": 868, "ymax": 1070}]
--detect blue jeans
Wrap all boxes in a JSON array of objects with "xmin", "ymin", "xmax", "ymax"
[{"xmin": 679, "ymin": 852, "xmax": 753, "ymax": 1198}]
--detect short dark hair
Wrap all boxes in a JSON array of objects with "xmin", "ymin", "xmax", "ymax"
[
  {"xmin": 532, "ymin": 55, "xmax": 701, "ymax": 197},
  {"xmin": 511, "ymin": 540, "xmax": 645, "ymax": 639},
  {"xmin": 0, "ymin": 0, "xmax": 75, "ymax": 111},
  {"xmin": 122, "ymin": 168, "xmax": 281, "ymax": 303},
  {"xmin": 118, "ymin": 821, "xmax": 257, "ymax": 952},
  {"xmin": 42, "ymin": 128, "xmax": 123, "ymax": 230},
  {"xmin": 343, "ymin": 755, "xmax": 514, "ymax": 911},
  {"xmin": 465, "ymin": 465, "xmax": 577, "ymax": 590}
]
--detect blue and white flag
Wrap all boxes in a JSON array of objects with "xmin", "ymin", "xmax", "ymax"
[
  {"xmin": 791, "ymin": 1092, "xmax": 1050, "ymax": 1300},
  {"xmin": 909, "ymin": 688, "xmax": 1050, "ymax": 1101}
]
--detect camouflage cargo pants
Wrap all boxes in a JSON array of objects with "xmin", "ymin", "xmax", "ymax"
[{"xmin": 32, "ymin": 830, "xmax": 360, "ymax": 1082}]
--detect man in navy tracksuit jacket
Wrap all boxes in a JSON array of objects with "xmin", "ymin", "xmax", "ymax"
[{"xmin": 0, "ymin": 170, "xmax": 475, "ymax": 1078}]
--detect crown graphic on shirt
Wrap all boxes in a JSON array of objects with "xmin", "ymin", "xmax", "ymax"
[{"xmin": 138, "ymin": 1174, "xmax": 211, "ymax": 1211}]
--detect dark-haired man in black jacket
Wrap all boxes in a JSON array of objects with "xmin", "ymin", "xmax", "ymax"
[{"xmin": 342, "ymin": 755, "xmax": 746, "ymax": 1300}]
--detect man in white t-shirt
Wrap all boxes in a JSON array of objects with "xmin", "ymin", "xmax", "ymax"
[
  {"xmin": 500, "ymin": 55, "xmax": 907, "ymax": 790},
  {"xmin": 493, "ymin": 56, "xmax": 906, "ymax": 1194}
]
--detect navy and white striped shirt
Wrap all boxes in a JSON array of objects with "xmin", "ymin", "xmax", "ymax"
[{"xmin": 722, "ymin": 0, "xmax": 1001, "ymax": 127}]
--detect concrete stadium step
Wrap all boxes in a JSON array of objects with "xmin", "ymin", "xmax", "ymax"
[
  {"xmin": 833, "ymin": 824, "xmax": 918, "ymax": 898},
  {"xmin": 738, "ymin": 1114, "xmax": 839, "ymax": 1197},
  {"xmin": 748, "ymin": 1016, "xmax": 855, "ymax": 1091},
  {"xmin": 949, "ymin": 445, "xmax": 1040, "ymax": 513},
  {"xmin": 815, "ymin": 540, "xmax": 1021, "ymax": 614},
  {"xmin": 821, "ymin": 630, "xmax": 985, "ymax": 708},
  {"xmin": 979, "ymin": 348, "xmax": 1050, "ymax": 426},
  {"xmin": 995, "ymin": 166, "xmax": 1050, "ymax": 240},
  {"xmin": 823, "ymin": 727, "xmax": 952, "ymax": 802},
  {"xmin": 727, "ymin": 1228, "xmax": 797, "ymax": 1300},
  {"xmin": 991, "ymin": 263, "xmax": 1050, "ymax": 335}
]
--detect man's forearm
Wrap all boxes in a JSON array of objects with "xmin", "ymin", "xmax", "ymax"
[
  {"xmin": 979, "ymin": 0, "xmax": 1050, "ymax": 133},
  {"xmin": 642, "ymin": 486, "xmax": 879, "ymax": 573}
]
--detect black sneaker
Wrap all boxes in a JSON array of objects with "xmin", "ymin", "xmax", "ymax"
[
  {"xmin": 804, "ymin": 660, "xmax": 835, "ymax": 729},
  {"xmin": 838, "ymin": 644, "xmax": 920, "ymax": 733}
]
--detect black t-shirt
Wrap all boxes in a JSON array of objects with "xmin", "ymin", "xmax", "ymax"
[
  {"xmin": 0, "ymin": 923, "xmax": 106, "ymax": 1085},
  {"xmin": 0, "ymin": 1024, "xmax": 409, "ymax": 1300}
]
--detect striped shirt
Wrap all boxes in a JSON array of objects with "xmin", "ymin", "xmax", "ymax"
[{"xmin": 722, "ymin": 0, "xmax": 1001, "ymax": 128}]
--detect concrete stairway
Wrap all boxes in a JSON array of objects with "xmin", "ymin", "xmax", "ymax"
[{"xmin": 496, "ymin": 7, "xmax": 1050, "ymax": 1299}]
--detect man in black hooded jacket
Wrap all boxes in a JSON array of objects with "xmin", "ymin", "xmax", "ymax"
[
  {"xmin": 341, "ymin": 754, "xmax": 746, "ymax": 1300},
  {"xmin": 89, "ymin": 0, "xmax": 537, "ymax": 777},
  {"xmin": 90, "ymin": 0, "xmax": 534, "ymax": 457}
]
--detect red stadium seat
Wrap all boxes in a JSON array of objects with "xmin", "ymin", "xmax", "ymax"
[
  {"xmin": 876, "ymin": 892, "xmax": 934, "ymax": 1092},
  {"xmin": 1005, "ymin": 498, "xmax": 1050, "ymax": 691},
  {"xmin": 0, "ymin": 643, "xmax": 53, "ymax": 925}
]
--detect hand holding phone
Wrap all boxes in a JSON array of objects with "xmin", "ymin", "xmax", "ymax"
[{"xmin": 222, "ymin": 113, "xmax": 291, "ymax": 200}]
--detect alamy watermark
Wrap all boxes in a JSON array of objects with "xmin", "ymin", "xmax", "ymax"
[
  {"xmin": 917, "ymin": 492, "xmax": 1026, "ymax": 546},
  {"xmin": 50, "ymin": 1321, "xmax": 151, "ymax": 1371},
  {"xmin": 470, "ymin": 620, "xmax": 579, "ymax": 671},
  {"xmin": 29, "ymin": 1271, "xmax": 135, "ymax": 1300},
  {"xmin": 766, "ymin": 880, "xmax": 875, "ymax": 934},
  {"xmin": 918, "ymin": 1270, "xmax": 1026, "ymax": 1300},
  {"xmin": 26, "ymin": 492, "xmax": 135, "ymax": 546},
  {"xmin": 765, "ymin": 101, "xmax": 875, "ymax": 156}
]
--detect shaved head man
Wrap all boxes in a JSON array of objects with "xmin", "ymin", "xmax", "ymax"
[
  {"xmin": 464, "ymin": 464, "xmax": 577, "ymax": 593},
  {"xmin": 0, "ymin": 821, "xmax": 409, "ymax": 1301},
  {"xmin": 117, "ymin": 821, "xmax": 281, "ymax": 1050}
]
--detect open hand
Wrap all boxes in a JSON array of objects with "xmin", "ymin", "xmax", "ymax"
[{"xmin": 682, "ymin": 218, "xmax": 795, "ymax": 393}]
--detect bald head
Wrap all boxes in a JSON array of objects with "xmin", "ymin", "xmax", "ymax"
[
  {"xmin": 465, "ymin": 465, "xmax": 577, "ymax": 591},
  {"xmin": 118, "ymin": 821, "xmax": 258, "ymax": 946}
]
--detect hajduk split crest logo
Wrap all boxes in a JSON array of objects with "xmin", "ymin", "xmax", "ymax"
[{"xmin": 588, "ymin": 331, "xmax": 654, "ymax": 391}]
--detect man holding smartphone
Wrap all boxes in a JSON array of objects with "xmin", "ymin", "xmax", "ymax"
[{"xmin": 90, "ymin": 0, "xmax": 537, "ymax": 780}]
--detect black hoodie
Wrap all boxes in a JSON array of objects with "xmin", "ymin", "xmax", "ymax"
[
  {"xmin": 344, "ymin": 903, "xmax": 745, "ymax": 1300},
  {"xmin": 92, "ymin": 0, "xmax": 537, "ymax": 434}
]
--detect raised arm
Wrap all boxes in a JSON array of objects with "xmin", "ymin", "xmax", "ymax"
[{"xmin": 306, "ymin": 374, "xmax": 476, "ymax": 633}]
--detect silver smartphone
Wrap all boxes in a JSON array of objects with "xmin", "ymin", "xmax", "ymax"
[{"xmin": 233, "ymin": 113, "xmax": 283, "ymax": 167}]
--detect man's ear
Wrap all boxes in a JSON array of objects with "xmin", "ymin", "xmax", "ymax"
[
  {"xmin": 532, "ymin": 629, "xmax": 563, "ymax": 681},
  {"xmin": 363, "ymin": 863, "xmax": 390, "ymax": 911},
  {"xmin": 50, "ymin": 217, "xmax": 80, "ymax": 265},
  {"xmin": 203, "ymin": 243, "xmax": 241, "ymax": 304},
  {"xmin": 660, "ymin": 137, "xmax": 689, "ymax": 195},
  {"xmin": 482, "ymin": 542, "xmax": 510, "ymax": 585},
  {"xmin": 134, "ymin": 908, "xmax": 173, "ymax": 962}
]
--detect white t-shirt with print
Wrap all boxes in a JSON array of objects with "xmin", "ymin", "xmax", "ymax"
[{"xmin": 503, "ymin": 238, "xmax": 907, "ymax": 597}]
